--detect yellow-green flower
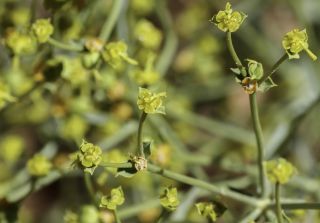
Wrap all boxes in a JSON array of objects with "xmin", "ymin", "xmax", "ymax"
[
  {"xmin": 131, "ymin": 54, "xmax": 159, "ymax": 85},
  {"xmin": 31, "ymin": 19, "xmax": 54, "ymax": 43},
  {"xmin": 211, "ymin": 2, "xmax": 247, "ymax": 32},
  {"xmin": 134, "ymin": 19, "xmax": 162, "ymax": 49},
  {"xmin": 5, "ymin": 30, "xmax": 36, "ymax": 55},
  {"xmin": 137, "ymin": 88, "xmax": 166, "ymax": 114},
  {"xmin": 76, "ymin": 140, "xmax": 102, "ymax": 175},
  {"xmin": 102, "ymin": 41, "xmax": 138, "ymax": 68},
  {"xmin": 160, "ymin": 186, "xmax": 179, "ymax": 211},
  {"xmin": 282, "ymin": 29, "xmax": 317, "ymax": 61},
  {"xmin": 195, "ymin": 202, "xmax": 217, "ymax": 222},
  {"xmin": 265, "ymin": 158, "xmax": 296, "ymax": 184},
  {"xmin": 27, "ymin": 154, "xmax": 52, "ymax": 177},
  {"xmin": 100, "ymin": 186, "xmax": 125, "ymax": 210}
]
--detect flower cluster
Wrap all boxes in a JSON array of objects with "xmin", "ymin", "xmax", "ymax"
[
  {"xmin": 265, "ymin": 158, "xmax": 296, "ymax": 184},
  {"xmin": 31, "ymin": 19, "xmax": 54, "ymax": 43},
  {"xmin": 75, "ymin": 140, "xmax": 102, "ymax": 175},
  {"xmin": 27, "ymin": 154, "xmax": 52, "ymax": 177},
  {"xmin": 100, "ymin": 186, "xmax": 125, "ymax": 210},
  {"xmin": 5, "ymin": 30, "xmax": 36, "ymax": 55},
  {"xmin": 195, "ymin": 202, "xmax": 217, "ymax": 222},
  {"xmin": 102, "ymin": 41, "xmax": 138, "ymax": 68},
  {"xmin": 159, "ymin": 186, "xmax": 180, "ymax": 211},
  {"xmin": 137, "ymin": 87, "xmax": 166, "ymax": 114},
  {"xmin": 282, "ymin": 29, "xmax": 317, "ymax": 61},
  {"xmin": 211, "ymin": 2, "xmax": 247, "ymax": 33}
]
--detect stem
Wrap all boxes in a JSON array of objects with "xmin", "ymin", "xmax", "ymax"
[
  {"xmin": 114, "ymin": 208, "xmax": 122, "ymax": 223},
  {"xmin": 157, "ymin": 209, "xmax": 170, "ymax": 223},
  {"xmin": 226, "ymin": 32, "xmax": 247, "ymax": 76},
  {"xmin": 48, "ymin": 37, "xmax": 83, "ymax": 52},
  {"xmin": 99, "ymin": 162, "xmax": 263, "ymax": 206},
  {"xmin": 99, "ymin": 0, "xmax": 124, "ymax": 41},
  {"xmin": 275, "ymin": 183, "xmax": 283, "ymax": 223},
  {"xmin": 259, "ymin": 54, "xmax": 288, "ymax": 84},
  {"xmin": 84, "ymin": 173, "xmax": 97, "ymax": 206},
  {"xmin": 137, "ymin": 112, "xmax": 147, "ymax": 156},
  {"xmin": 249, "ymin": 93, "xmax": 266, "ymax": 196}
]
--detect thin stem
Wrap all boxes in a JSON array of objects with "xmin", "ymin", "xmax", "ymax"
[
  {"xmin": 249, "ymin": 93, "xmax": 266, "ymax": 196},
  {"xmin": 99, "ymin": 162, "xmax": 263, "ymax": 206},
  {"xmin": 114, "ymin": 208, "xmax": 122, "ymax": 223},
  {"xmin": 272, "ymin": 202, "xmax": 320, "ymax": 210},
  {"xmin": 99, "ymin": 0, "xmax": 124, "ymax": 41},
  {"xmin": 137, "ymin": 112, "xmax": 147, "ymax": 156},
  {"xmin": 157, "ymin": 209, "xmax": 170, "ymax": 223},
  {"xmin": 48, "ymin": 37, "xmax": 83, "ymax": 52},
  {"xmin": 84, "ymin": 173, "xmax": 97, "ymax": 206},
  {"xmin": 239, "ymin": 207, "xmax": 265, "ymax": 223},
  {"xmin": 259, "ymin": 54, "xmax": 288, "ymax": 84},
  {"xmin": 226, "ymin": 32, "xmax": 247, "ymax": 76},
  {"xmin": 275, "ymin": 183, "xmax": 283, "ymax": 223}
]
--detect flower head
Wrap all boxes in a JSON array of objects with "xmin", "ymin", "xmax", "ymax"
[
  {"xmin": 265, "ymin": 158, "xmax": 296, "ymax": 184},
  {"xmin": 160, "ymin": 186, "xmax": 179, "ymax": 211},
  {"xmin": 27, "ymin": 154, "xmax": 52, "ymax": 177},
  {"xmin": 137, "ymin": 88, "xmax": 166, "ymax": 114},
  {"xmin": 282, "ymin": 29, "xmax": 317, "ymax": 61},
  {"xmin": 134, "ymin": 19, "xmax": 162, "ymax": 49},
  {"xmin": 31, "ymin": 19, "xmax": 54, "ymax": 43},
  {"xmin": 100, "ymin": 186, "xmax": 125, "ymax": 210},
  {"xmin": 75, "ymin": 140, "xmax": 102, "ymax": 174},
  {"xmin": 195, "ymin": 202, "xmax": 217, "ymax": 222},
  {"xmin": 102, "ymin": 41, "xmax": 138, "ymax": 68},
  {"xmin": 6, "ymin": 29, "xmax": 36, "ymax": 55},
  {"xmin": 211, "ymin": 2, "xmax": 247, "ymax": 32}
]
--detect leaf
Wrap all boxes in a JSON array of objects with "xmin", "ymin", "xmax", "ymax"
[
  {"xmin": 258, "ymin": 77, "xmax": 277, "ymax": 92},
  {"xmin": 143, "ymin": 141, "xmax": 152, "ymax": 158},
  {"xmin": 115, "ymin": 164, "xmax": 137, "ymax": 178},
  {"xmin": 230, "ymin": 67, "xmax": 241, "ymax": 75}
]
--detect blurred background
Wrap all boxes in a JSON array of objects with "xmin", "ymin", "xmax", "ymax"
[{"xmin": 0, "ymin": 0, "xmax": 320, "ymax": 222}]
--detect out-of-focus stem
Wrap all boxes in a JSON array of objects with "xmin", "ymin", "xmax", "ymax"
[
  {"xmin": 137, "ymin": 112, "xmax": 147, "ymax": 156},
  {"xmin": 275, "ymin": 183, "xmax": 283, "ymax": 223}
]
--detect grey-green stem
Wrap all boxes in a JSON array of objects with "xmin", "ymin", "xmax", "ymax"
[{"xmin": 275, "ymin": 183, "xmax": 283, "ymax": 223}]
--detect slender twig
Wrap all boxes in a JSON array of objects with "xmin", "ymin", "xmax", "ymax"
[
  {"xmin": 239, "ymin": 207, "xmax": 265, "ymax": 223},
  {"xmin": 48, "ymin": 37, "xmax": 83, "ymax": 52},
  {"xmin": 137, "ymin": 112, "xmax": 147, "ymax": 156},
  {"xmin": 249, "ymin": 93, "xmax": 266, "ymax": 196},
  {"xmin": 99, "ymin": 0, "xmax": 125, "ymax": 41},
  {"xmin": 275, "ymin": 183, "xmax": 283, "ymax": 223},
  {"xmin": 157, "ymin": 209, "xmax": 170, "ymax": 223},
  {"xmin": 259, "ymin": 53, "xmax": 288, "ymax": 84},
  {"xmin": 114, "ymin": 209, "xmax": 122, "ymax": 223},
  {"xmin": 84, "ymin": 173, "xmax": 97, "ymax": 206},
  {"xmin": 99, "ymin": 162, "xmax": 263, "ymax": 206},
  {"xmin": 226, "ymin": 32, "xmax": 247, "ymax": 76}
]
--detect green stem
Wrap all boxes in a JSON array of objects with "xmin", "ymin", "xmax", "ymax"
[
  {"xmin": 157, "ymin": 209, "xmax": 170, "ymax": 223},
  {"xmin": 114, "ymin": 208, "xmax": 122, "ymax": 223},
  {"xmin": 137, "ymin": 112, "xmax": 147, "ymax": 156},
  {"xmin": 48, "ymin": 37, "xmax": 83, "ymax": 52},
  {"xmin": 259, "ymin": 54, "xmax": 288, "ymax": 84},
  {"xmin": 275, "ymin": 183, "xmax": 283, "ymax": 223},
  {"xmin": 226, "ymin": 32, "xmax": 247, "ymax": 76},
  {"xmin": 273, "ymin": 202, "xmax": 320, "ymax": 210},
  {"xmin": 84, "ymin": 173, "xmax": 97, "ymax": 206},
  {"xmin": 99, "ymin": 0, "xmax": 124, "ymax": 41},
  {"xmin": 99, "ymin": 162, "xmax": 263, "ymax": 206},
  {"xmin": 249, "ymin": 93, "xmax": 266, "ymax": 196}
]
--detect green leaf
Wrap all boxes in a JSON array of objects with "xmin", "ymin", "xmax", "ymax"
[
  {"xmin": 230, "ymin": 67, "xmax": 241, "ymax": 75},
  {"xmin": 143, "ymin": 141, "xmax": 152, "ymax": 158},
  {"xmin": 115, "ymin": 164, "xmax": 137, "ymax": 178},
  {"xmin": 258, "ymin": 77, "xmax": 277, "ymax": 92}
]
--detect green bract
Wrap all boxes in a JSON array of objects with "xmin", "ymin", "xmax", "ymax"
[
  {"xmin": 159, "ymin": 186, "xmax": 179, "ymax": 211},
  {"xmin": 102, "ymin": 41, "xmax": 138, "ymax": 68},
  {"xmin": 31, "ymin": 19, "xmax": 54, "ymax": 43},
  {"xmin": 76, "ymin": 140, "xmax": 102, "ymax": 175},
  {"xmin": 265, "ymin": 158, "xmax": 296, "ymax": 184},
  {"xmin": 137, "ymin": 87, "xmax": 166, "ymax": 114},
  {"xmin": 27, "ymin": 154, "xmax": 52, "ymax": 177},
  {"xmin": 134, "ymin": 19, "xmax": 162, "ymax": 49},
  {"xmin": 100, "ymin": 186, "xmax": 125, "ymax": 210},
  {"xmin": 211, "ymin": 2, "xmax": 247, "ymax": 33},
  {"xmin": 282, "ymin": 29, "xmax": 317, "ymax": 61},
  {"xmin": 195, "ymin": 202, "xmax": 217, "ymax": 222}
]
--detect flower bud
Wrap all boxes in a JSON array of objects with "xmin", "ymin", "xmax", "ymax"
[
  {"xmin": 31, "ymin": 19, "xmax": 54, "ymax": 43},
  {"xmin": 100, "ymin": 186, "xmax": 125, "ymax": 210},
  {"xmin": 265, "ymin": 158, "xmax": 296, "ymax": 184},
  {"xmin": 160, "ymin": 186, "xmax": 179, "ymax": 211},
  {"xmin": 137, "ymin": 88, "xmax": 166, "ymax": 114},
  {"xmin": 27, "ymin": 154, "xmax": 52, "ymax": 177}
]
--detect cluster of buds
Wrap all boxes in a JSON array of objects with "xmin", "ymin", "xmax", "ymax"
[
  {"xmin": 134, "ymin": 19, "xmax": 162, "ymax": 50},
  {"xmin": 31, "ymin": 19, "xmax": 54, "ymax": 43}
]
